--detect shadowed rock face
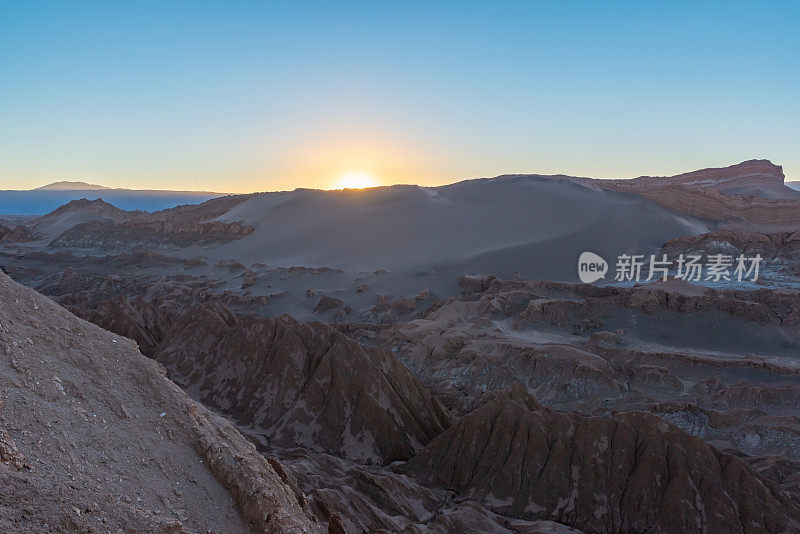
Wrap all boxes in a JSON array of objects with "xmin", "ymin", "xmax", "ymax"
[
  {"xmin": 74, "ymin": 295, "xmax": 172, "ymax": 356},
  {"xmin": 280, "ymin": 448, "xmax": 585, "ymax": 534},
  {"xmin": 398, "ymin": 385, "xmax": 800, "ymax": 534},
  {"xmin": 153, "ymin": 301, "xmax": 452, "ymax": 464}
]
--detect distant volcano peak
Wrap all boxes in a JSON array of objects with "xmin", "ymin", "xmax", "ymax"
[{"xmin": 35, "ymin": 181, "xmax": 110, "ymax": 191}]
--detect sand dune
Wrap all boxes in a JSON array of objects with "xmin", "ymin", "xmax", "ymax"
[{"xmin": 209, "ymin": 175, "xmax": 707, "ymax": 279}]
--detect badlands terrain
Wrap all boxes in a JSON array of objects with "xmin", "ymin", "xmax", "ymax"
[{"xmin": 1, "ymin": 159, "xmax": 800, "ymax": 533}]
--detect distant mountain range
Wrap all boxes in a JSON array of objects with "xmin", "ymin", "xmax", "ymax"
[{"xmin": 0, "ymin": 181, "xmax": 226, "ymax": 215}]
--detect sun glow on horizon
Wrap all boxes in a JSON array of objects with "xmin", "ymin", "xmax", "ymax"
[{"xmin": 328, "ymin": 172, "xmax": 380, "ymax": 190}]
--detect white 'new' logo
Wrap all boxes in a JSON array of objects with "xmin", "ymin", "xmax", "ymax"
[{"xmin": 578, "ymin": 251, "xmax": 608, "ymax": 283}]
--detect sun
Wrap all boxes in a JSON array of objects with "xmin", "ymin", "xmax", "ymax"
[{"xmin": 329, "ymin": 172, "xmax": 379, "ymax": 190}]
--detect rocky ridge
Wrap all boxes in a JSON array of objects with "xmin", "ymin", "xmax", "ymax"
[
  {"xmin": 399, "ymin": 385, "xmax": 800, "ymax": 533},
  {"xmin": 589, "ymin": 160, "xmax": 800, "ymax": 228},
  {"xmin": 0, "ymin": 269, "xmax": 321, "ymax": 533},
  {"xmin": 153, "ymin": 301, "xmax": 452, "ymax": 465}
]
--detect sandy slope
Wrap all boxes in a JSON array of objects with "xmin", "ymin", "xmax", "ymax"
[
  {"xmin": 0, "ymin": 270, "xmax": 320, "ymax": 533},
  {"xmin": 208, "ymin": 175, "xmax": 707, "ymax": 278}
]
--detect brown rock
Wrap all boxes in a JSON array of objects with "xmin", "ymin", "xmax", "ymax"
[
  {"xmin": 399, "ymin": 385, "xmax": 800, "ymax": 533},
  {"xmin": 0, "ymin": 225, "xmax": 35, "ymax": 242},
  {"xmin": 76, "ymin": 295, "xmax": 170, "ymax": 356},
  {"xmin": 154, "ymin": 302, "xmax": 452, "ymax": 464},
  {"xmin": 314, "ymin": 295, "xmax": 344, "ymax": 313}
]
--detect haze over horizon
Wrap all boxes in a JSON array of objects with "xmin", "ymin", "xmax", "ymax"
[
  {"xmin": 2, "ymin": 1, "xmax": 798, "ymax": 192},
  {"xmin": 5, "ymin": 157, "xmax": 796, "ymax": 196}
]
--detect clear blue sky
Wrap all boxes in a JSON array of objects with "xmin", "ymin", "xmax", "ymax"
[{"xmin": 1, "ymin": 1, "xmax": 798, "ymax": 191}]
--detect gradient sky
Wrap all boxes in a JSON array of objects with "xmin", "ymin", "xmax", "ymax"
[{"xmin": 1, "ymin": 1, "xmax": 798, "ymax": 192}]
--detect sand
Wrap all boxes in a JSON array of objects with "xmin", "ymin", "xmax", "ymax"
[{"xmin": 205, "ymin": 175, "xmax": 709, "ymax": 281}]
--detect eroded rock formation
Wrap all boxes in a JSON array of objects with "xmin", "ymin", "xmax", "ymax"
[
  {"xmin": 399, "ymin": 385, "xmax": 800, "ymax": 533},
  {"xmin": 153, "ymin": 302, "xmax": 452, "ymax": 464}
]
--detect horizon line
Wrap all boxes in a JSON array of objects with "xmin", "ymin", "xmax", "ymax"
[{"xmin": 2, "ymin": 158, "xmax": 791, "ymax": 195}]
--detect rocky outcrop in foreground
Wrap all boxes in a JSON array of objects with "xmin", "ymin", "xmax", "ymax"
[{"xmin": 0, "ymin": 269, "xmax": 321, "ymax": 533}]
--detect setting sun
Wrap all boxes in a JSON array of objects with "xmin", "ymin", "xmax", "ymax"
[{"xmin": 329, "ymin": 172, "xmax": 379, "ymax": 190}]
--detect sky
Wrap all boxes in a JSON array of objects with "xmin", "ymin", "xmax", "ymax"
[{"xmin": 1, "ymin": 1, "xmax": 798, "ymax": 192}]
